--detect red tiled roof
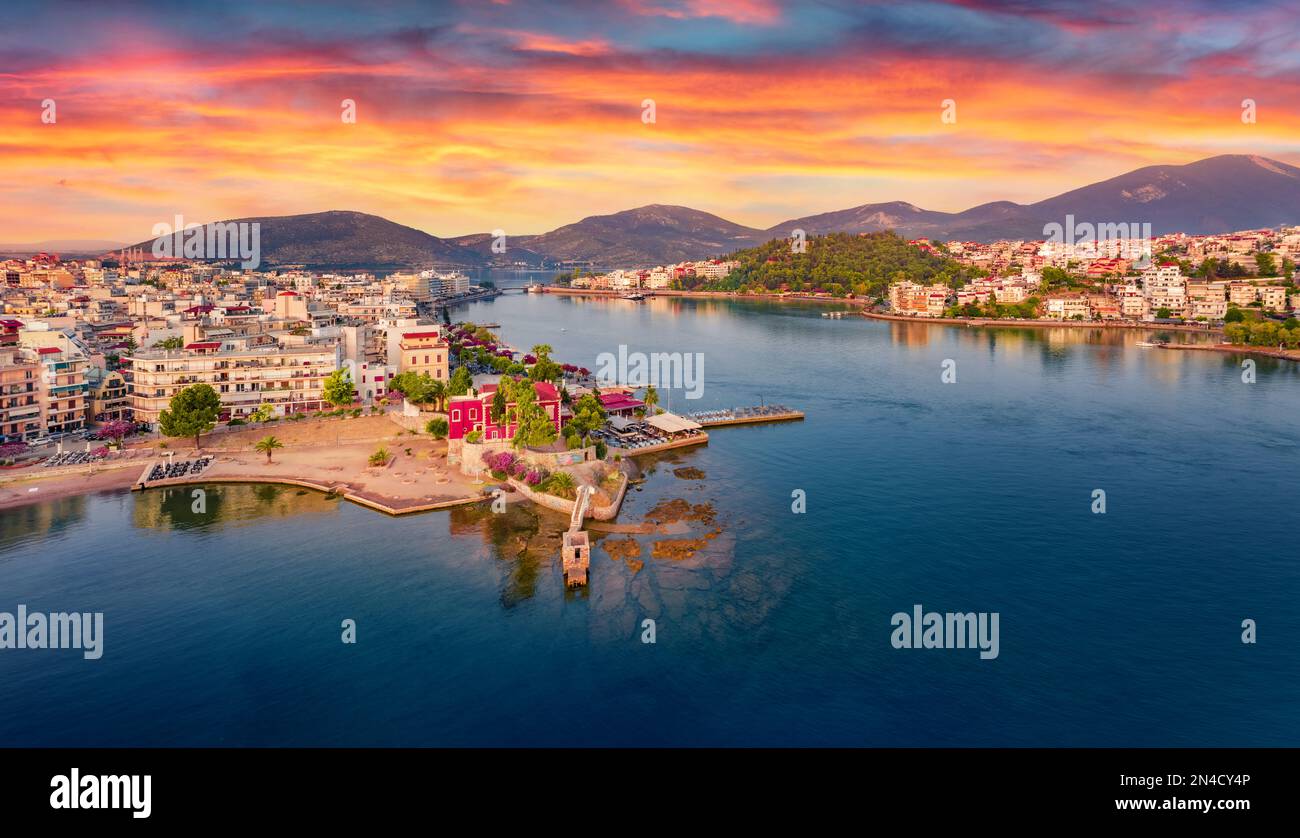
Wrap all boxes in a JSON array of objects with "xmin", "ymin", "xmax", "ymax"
[
  {"xmin": 185, "ymin": 341, "xmax": 221, "ymax": 350},
  {"xmin": 598, "ymin": 392, "xmax": 644, "ymax": 409}
]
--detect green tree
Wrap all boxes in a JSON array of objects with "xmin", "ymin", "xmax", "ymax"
[
  {"xmin": 643, "ymin": 384, "xmax": 659, "ymax": 411},
  {"xmin": 541, "ymin": 470, "xmax": 576, "ymax": 500},
  {"xmin": 1255, "ymin": 252, "xmax": 1277, "ymax": 277},
  {"xmin": 159, "ymin": 383, "xmax": 221, "ymax": 448},
  {"xmin": 425, "ymin": 417, "xmax": 449, "ymax": 439},
  {"xmin": 528, "ymin": 344, "xmax": 563, "ymax": 382},
  {"xmin": 449, "ymin": 366, "xmax": 473, "ymax": 396},
  {"xmin": 428, "ymin": 379, "xmax": 448, "ymax": 412},
  {"xmin": 490, "ymin": 388, "xmax": 507, "ymax": 426},
  {"xmin": 322, "ymin": 368, "xmax": 354, "ymax": 407},
  {"xmin": 1224, "ymin": 307, "xmax": 1246, "ymax": 323},
  {"xmin": 567, "ymin": 393, "xmax": 607, "ymax": 445},
  {"xmin": 502, "ymin": 379, "xmax": 558, "ymax": 450},
  {"xmin": 254, "ymin": 435, "xmax": 283, "ymax": 463},
  {"xmin": 152, "ymin": 336, "xmax": 184, "ymax": 350}
]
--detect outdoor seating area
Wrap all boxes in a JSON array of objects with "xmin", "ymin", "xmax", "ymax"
[
  {"xmin": 589, "ymin": 423, "xmax": 665, "ymax": 450},
  {"xmin": 592, "ymin": 412, "xmax": 705, "ymax": 451},
  {"xmin": 147, "ymin": 456, "xmax": 213, "ymax": 482},
  {"xmin": 41, "ymin": 449, "xmax": 108, "ymax": 468},
  {"xmin": 687, "ymin": 404, "xmax": 794, "ymax": 422}
]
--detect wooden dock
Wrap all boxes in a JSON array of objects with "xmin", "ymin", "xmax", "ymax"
[{"xmin": 685, "ymin": 406, "xmax": 804, "ymax": 428}]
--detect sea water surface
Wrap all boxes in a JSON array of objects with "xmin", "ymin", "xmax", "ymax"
[{"xmin": 2, "ymin": 291, "xmax": 1298, "ymax": 746}]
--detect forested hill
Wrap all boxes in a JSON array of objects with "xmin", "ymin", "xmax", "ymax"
[{"xmin": 682, "ymin": 231, "xmax": 979, "ymax": 296}]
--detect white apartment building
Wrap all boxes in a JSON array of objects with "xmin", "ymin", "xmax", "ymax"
[
  {"xmin": 1045, "ymin": 295, "xmax": 1091, "ymax": 320},
  {"xmin": 1117, "ymin": 284, "xmax": 1149, "ymax": 319},
  {"xmin": 1142, "ymin": 264, "xmax": 1187, "ymax": 314},
  {"xmin": 127, "ymin": 342, "xmax": 340, "ymax": 425}
]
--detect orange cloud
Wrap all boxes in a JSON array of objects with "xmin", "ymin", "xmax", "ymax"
[{"xmin": 0, "ymin": 4, "xmax": 1297, "ymax": 242}]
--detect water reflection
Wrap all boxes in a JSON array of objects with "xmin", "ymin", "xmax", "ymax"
[
  {"xmin": 0, "ymin": 495, "xmax": 88, "ymax": 550},
  {"xmin": 131, "ymin": 483, "xmax": 341, "ymax": 532},
  {"xmin": 451, "ymin": 500, "xmax": 568, "ymax": 608}
]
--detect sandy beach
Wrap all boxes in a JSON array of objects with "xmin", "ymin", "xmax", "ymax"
[
  {"xmin": 0, "ymin": 413, "xmax": 490, "ymax": 515},
  {"xmin": 0, "ymin": 464, "xmax": 141, "ymax": 509}
]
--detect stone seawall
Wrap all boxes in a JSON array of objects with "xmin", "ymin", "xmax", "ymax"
[{"xmin": 507, "ymin": 469, "xmax": 630, "ymax": 521}]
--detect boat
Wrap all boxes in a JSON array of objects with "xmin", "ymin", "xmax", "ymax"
[
  {"xmin": 622, "ymin": 293, "xmax": 646, "ymax": 302},
  {"xmin": 1135, "ymin": 340, "xmax": 1168, "ymax": 348},
  {"xmin": 527, "ymin": 284, "xmax": 544, "ymax": 294}
]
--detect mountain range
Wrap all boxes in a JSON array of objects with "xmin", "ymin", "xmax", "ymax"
[{"xmin": 112, "ymin": 154, "xmax": 1300, "ymax": 268}]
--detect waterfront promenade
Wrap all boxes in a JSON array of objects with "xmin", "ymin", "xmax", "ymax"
[
  {"xmin": 539, "ymin": 286, "xmax": 1238, "ymax": 337},
  {"xmin": 859, "ymin": 309, "xmax": 1225, "ymax": 334}
]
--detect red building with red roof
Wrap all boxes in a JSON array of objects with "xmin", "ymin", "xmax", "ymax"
[{"xmin": 447, "ymin": 379, "xmax": 561, "ymax": 442}]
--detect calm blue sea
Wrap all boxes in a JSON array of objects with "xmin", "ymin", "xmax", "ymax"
[{"xmin": 2, "ymin": 293, "xmax": 1297, "ymax": 746}]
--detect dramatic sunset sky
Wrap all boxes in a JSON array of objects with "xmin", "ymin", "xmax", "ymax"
[{"xmin": 2, "ymin": 0, "xmax": 1298, "ymax": 243}]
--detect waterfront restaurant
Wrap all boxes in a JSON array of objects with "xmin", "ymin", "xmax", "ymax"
[
  {"xmin": 644, "ymin": 412, "xmax": 703, "ymax": 439},
  {"xmin": 597, "ymin": 391, "xmax": 645, "ymax": 418},
  {"xmin": 602, "ymin": 411, "xmax": 705, "ymax": 451}
]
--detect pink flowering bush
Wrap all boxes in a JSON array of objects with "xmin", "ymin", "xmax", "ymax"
[{"xmin": 482, "ymin": 451, "xmax": 525, "ymax": 477}]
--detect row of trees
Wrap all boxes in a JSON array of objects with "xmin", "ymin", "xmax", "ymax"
[
  {"xmin": 945, "ymin": 297, "xmax": 1042, "ymax": 319},
  {"xmin": 1223, "ymin": 318, "xmax": 1300, "ymax": 348}
]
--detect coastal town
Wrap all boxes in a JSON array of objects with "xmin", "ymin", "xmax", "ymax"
[
  {"xmin": 3, "ymin": 221, "xmax": 1299, "ymax": 456},
  {"xmin": 560, "ymin": 227, "xmax": 1300, "ymax": 332},
  {"xmin": 0, "ymin": 246, "xmax": 817, "ymax": 585}
]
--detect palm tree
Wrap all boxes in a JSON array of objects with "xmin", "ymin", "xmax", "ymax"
[
  {"xmin": 643, "ymin": 384, "xmax": 659, "ymax": 411},
  {"xmin": 254, "ymin": 435, "xmax": 283, "ymax": 463},
  {"xmin": 429, "ymin": 379, "xmax": 448, "ymax": 412},
  {"xmin": 543, "ymin": 470, "xmax": 576, "ymax": 500}
]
